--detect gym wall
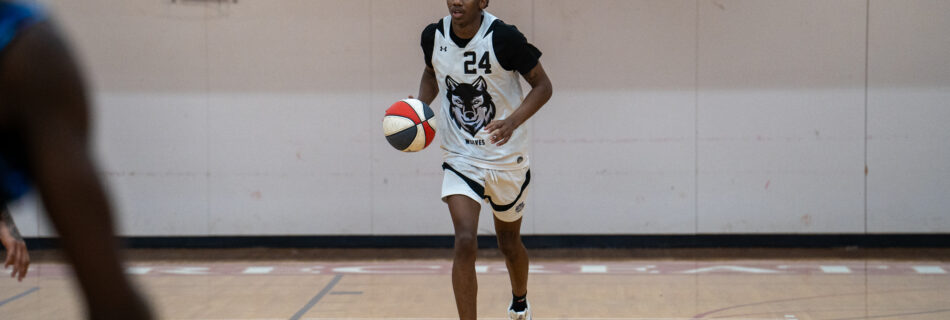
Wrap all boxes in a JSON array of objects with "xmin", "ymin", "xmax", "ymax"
[{"xmin": 10, "ymin": 0, "xmax": 949, "ymax": 237}]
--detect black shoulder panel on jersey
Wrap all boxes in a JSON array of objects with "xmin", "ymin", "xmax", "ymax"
[
  {"xmin": 421, "ymin": 20, "xmax": 442, "ymax": 68},
  {"xmin": 484, "ymin": 19, "xmax": 496, "ymax": 39},
  {"xmin": 489, "ymin": 19, "xmax": 542, "ymax": 75}
]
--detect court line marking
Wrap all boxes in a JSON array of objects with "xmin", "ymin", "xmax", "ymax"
[
  {"xmin": 25, "ymin": 262, "xmax": 950, "ymax": 276},
  {"xmin": 329, "ymin": 291, "xmax": 363, "ymax": 295},
  {"xmin": 291, "ymin": 318, "xmax": 785, "ymax": 320},
  {"xmin": 289, "ymin": 274, "xmax": 344, "ymax": 320},
  {"xmin": 193, "ymin": 318, "xmax": 784, "ymax": 320},
  {"xmin": 911, "ymin": 266, "xmax": 947, "ymax": 274},
  {"xmin": 825, "ymin": 308, "xmax": 950, "ymax": 320},
  {"xmin": 692, "ymin": 285, "xmax": 950, "ymax": 319},
  {"xmin": 291, "ymin": 318, "xmax": 786, "ymax": 320},
  {"xmin": 0, "ymin": 287, "xmax": 39, "ymax": 308}
]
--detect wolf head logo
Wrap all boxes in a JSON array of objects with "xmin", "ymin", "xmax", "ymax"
[{"xmin": 446, "ymin": 75, "xmax": 495, "ymax": 137}]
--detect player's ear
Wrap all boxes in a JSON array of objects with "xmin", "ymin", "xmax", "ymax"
[
  {"xmin": 481, "ymin": 0, "xmax": 488, "ymax": 10},
  {"xmin": 446, "ymin": 76, "xmax": 460, "ymax": 91}
]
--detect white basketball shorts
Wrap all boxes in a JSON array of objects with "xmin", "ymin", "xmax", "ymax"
[{"xmin": 441, "ymin": 159, "xmax": 530, "ymax": 222}]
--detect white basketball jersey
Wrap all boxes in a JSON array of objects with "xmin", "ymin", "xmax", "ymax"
[{"xmin": 430, "ymin": 12, "xmax": 528, "ymax": 170}]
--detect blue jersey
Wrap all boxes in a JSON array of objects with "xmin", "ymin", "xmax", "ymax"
[{"xmin": 0, "ymin": 1, "xmax": 43, "ymax": 204}]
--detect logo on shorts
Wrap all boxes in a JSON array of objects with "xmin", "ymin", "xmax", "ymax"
[
  {"xmin": 515, "ymin": 202, "xmax": 525, "ymax": 213},
  {"xmin": 517, "ymin": 156, "xmax": 524, "ymax": 164}
]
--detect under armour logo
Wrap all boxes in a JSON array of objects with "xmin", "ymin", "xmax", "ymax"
[{"xmin": 439, "ymin": 46, "xmax": 447, "ymax": 52}]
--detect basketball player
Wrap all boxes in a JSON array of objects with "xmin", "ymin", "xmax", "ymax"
[
  {"xmin": 0, "ymin": 1, "xmax": 152, "ymax": 318},
  {"xmin": 414, "ymin": 1, "xmax": 552, "ymax": 319}
]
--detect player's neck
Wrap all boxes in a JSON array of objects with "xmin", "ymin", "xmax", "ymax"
[{"xmin": 451, "ymin": 13, "xmax": 483, "ymax": 40}]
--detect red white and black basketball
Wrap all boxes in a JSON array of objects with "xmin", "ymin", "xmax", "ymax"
[{"xmin": 383, "ymin": 99, "xmax": 436, "ymax": 152}]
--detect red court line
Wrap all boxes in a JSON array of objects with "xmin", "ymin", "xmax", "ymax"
[{"xmin": 20, "ymin": 261, "xmax": 950, "ymax": 277}]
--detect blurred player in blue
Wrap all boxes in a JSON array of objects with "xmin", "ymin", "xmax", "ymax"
[{"xmin": 0, "ymin": 1, "xmax": 152, "ymax": 319}]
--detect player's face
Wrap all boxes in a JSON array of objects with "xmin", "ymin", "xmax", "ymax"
[{"xmin": 446, "ymin": 0, "xmax": 485, "ymax": 24}]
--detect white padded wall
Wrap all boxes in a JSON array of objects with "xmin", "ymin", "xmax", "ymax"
[
  {"xmin": 9, "ymin": 0, "xmax": 949, "ymax": 236},
  {"xmin": 696, "ymin": 0, "xmax": 867, "ymax": 233},
  {"xmin": 42, "ymin": 0, "xmax": 212, "ymax": 236},
  {"xmin": 204, "ymin": 0, "xmax": 374, "ymax": 235},
  {"xmin": 532, "ymin": 0, "xmax": 697, "ymax": 234},
  {"xmin": 867, "ymin": 0, "xmax": 950, "ymax": 233}
]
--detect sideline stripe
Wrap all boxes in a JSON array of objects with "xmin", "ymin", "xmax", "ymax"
[
  {"xmin": 290, "ymin": 318, "xmax": 785, "ymax": 320},
  {"xmin": 190, "ymin": 318, "xmax": 787, "ymax": 320}
]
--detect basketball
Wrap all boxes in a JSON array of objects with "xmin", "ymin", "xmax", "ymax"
[{"xmin": 383, "ymin": 99, "xmax": 436, "ymax": 152}]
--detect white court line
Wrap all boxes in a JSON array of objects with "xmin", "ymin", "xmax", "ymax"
[
  {"xmin": 819, "ymin": 265, "xmax": 852, "ymax": 274},
  {"xmin": 242, "ymin": 267, "xmax": 276, "ymax": 274},
  {"xmin": 292, "ymin": 318, "xmax": 787, "ymax": 320},
  {"xmin": 184, "ymin": 318, "xmax": 788, "ymax": 320},
  {"xmin": 912, "ymin": 266, "xmax": 947, "ymax": 274}
]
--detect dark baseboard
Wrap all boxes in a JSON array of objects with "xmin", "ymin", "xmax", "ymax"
[{"xmin": 23, "ymin": 234, "xmax": 950, "ymax": 250}]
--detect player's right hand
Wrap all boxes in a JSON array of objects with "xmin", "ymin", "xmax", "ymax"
[{"xmin": 0, "ymin": 225, "xmax": 30, "ymax": 281}]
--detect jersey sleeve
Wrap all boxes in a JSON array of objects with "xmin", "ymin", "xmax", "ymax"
[
  {"xmin": 421, "ymin": 22, "xmax": 439, "ymax": 69},
  {"xmin": 0, "ymin": 2, "xmax": 45, "ymax": 51},
  {"xmin": 490, "ymin": 20, "xmax": 542, "ymax": 75}
]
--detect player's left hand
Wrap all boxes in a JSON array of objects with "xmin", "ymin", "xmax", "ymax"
[
  {"xmin": 484, "ymin": 118, "xmax": 518, "ymax": 146},
  {"xmin": 0, "ymin": 226, "xmax": 29, "ymax": 282}
]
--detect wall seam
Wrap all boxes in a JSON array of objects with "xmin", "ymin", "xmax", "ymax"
[
  {"xmin": 864, "ymin": 0, "xmax": 870, "ymax": 235},
  {"xmin": 369, "ymin": 0, "xmax": 376, "ymax": 235},
  {"xmin": 204, "ymin": 3, "xmax": 212, "ymax": 236},
  {"xmin": 864, "ymin": 3, "xmax": 871, "ymax": 317},
  {"xmin": 694, "ymin": 0, "xmax": 701, "ymax": 235}
]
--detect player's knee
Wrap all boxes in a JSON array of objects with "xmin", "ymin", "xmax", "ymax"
[
  {"xmin": 496, "ymin": 232, "xmax": 524, "ymax": 257},
  {"xmin": 454, "ymin": 233, "xmax": 478, "ymax": 257},
  {"xmin": 498, "ymin": 243, "xmax": 523, "ymax": 258}
]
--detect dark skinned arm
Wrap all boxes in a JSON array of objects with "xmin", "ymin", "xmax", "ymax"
[
  {"xmin": 415, "ymin": 65, "xmax": 440, "ymax": 105},
  {"xmin": 0, "ymin": 21, "xmax": 152, "ymax": 320}
]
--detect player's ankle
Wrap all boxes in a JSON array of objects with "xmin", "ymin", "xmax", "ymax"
[{"xmin": 510, "ymin": 292, "xmax": 527, "ymax": 312}]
